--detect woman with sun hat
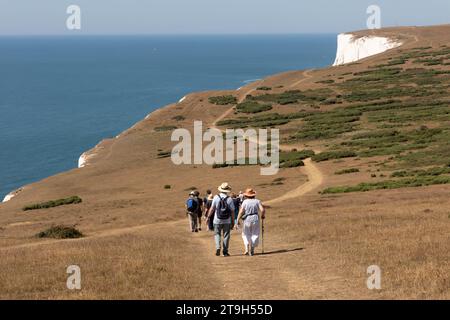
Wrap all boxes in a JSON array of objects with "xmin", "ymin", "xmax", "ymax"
[{"xmin": 237, "ymin": 188, "xmax": 265, "ymax": 256}]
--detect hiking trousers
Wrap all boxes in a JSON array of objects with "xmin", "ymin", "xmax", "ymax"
[
  {"xmin": 188, "ymin": 212, "xmax": 198, "ymax": 231},
  {"xmin": 214, "ymin": 223, "xmax": 231, "ymax": 253}
]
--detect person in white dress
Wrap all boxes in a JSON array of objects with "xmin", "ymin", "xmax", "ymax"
[{"xmin": 236, "ymin": 188, "xmax": 265, "ymax": 256}]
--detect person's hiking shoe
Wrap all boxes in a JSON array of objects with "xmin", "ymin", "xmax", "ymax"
[
  {"xmin": 223, "ymin": 252, "xmax": 230, "ymax": 257},
  {"xmin": 194, "ymin": 229, "xmax": 198, "ymax": 233},
  {"xmin": 215, "ymin": 249, "xmax": 221, "ymax": 256},
  {"xmin": 250, "ymin": 247, "xmax": 255, "ymax": 256},
  {"xmin": 198, "ymin": 228, "xmax": 202, "ymax": 231},
  {"xmin": 244, "ymin": 251, "xmax": 249, "ymax": 256}
]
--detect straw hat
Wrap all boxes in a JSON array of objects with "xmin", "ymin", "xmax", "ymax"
[
  {"xmin": 218, "ymin": 182, "xmax": 232, "ymax": 193},
  {"xmin": 243, "ymin": 188, "xmax": 256, "ymax": 197}
]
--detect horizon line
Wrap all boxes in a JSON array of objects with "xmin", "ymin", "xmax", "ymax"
[{"xmin": 0, "ymin": 32, "xmax": 340, "ymax": 37}]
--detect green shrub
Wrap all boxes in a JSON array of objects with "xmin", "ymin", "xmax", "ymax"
[
  {"xmin": 312, "ymin": 150, "xmax": 357, "ymax": 162},
  {"xmin": 249, "ymin": 89, "xmax": 333, "ymax": 106},
  {"xmin": 391, "ymin": 166, "xmax": 450, "ymax": 178},
  {"xmin": 256, "ymin": 86, "xmax": 272, "ymax": 91},
  {"xmin": 212, "ymin": 158, "xmax": 259, "ymax": 169},
  {"xmin": 280, "ymin": 159, "xmax": 305, "ymax": 168},
  {"xmin": 217, "ymin": 111, "xmax": 310, "ymax": 129},
  {"xmin": 321, "ymin": 175, "xmax": 450, "ymax": 194},
  {"xmin": 236, "ymin": 101, "xmax": 272, "ymax": 114},
  {"xmin": 164, "ymin": 185, "xmax": 171, "ymax": 189},
  {"xmin": 208, "ymin": 95, "xmax": 237, "ymax": 105},
  {"xmin": 316, "ymin": 79, "xmax": 335, "ymax": 84},
  {"xmin": 155, "ymin": 125, "xmax": 177, "ymax": 132},
  {"xmin": 23, "ymin": 196, "xmax": 82, "ymax": 211},
  {"xmin": 335, "ymin": 168, "xmax": 360, "ymax": 175},
  {"xmin": 172, "ymin": 115, "xmax": 185, "ymax": 121},
  {"xmin": 36, "ymin": 225, "xmax": 83, "ymax": 239}
]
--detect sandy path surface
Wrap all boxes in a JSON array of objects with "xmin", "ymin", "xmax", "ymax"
[{"xmin": 265, "ymin": 158, "xmax": 323, "ymax": 206}]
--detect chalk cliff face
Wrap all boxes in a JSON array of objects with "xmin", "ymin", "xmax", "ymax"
[
  {"xmin": 2, "ymin": 193, "xmax": 14, "ymax": 203},
  {"xmin": 2, "ymin": 188, "xmax": 23, "ymax": 203},
  {"xmin": 333, "ymin": 33, "xmax": 402, "ymax": 66}
]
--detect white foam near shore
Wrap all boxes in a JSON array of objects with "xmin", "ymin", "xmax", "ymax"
[
  {"xmin": 333, "ymin": 33, "xmax": 402, "ymax": 66},
  {"xmin": 178, "ymin": 96, "xmax": 187, "ymax": 103}
]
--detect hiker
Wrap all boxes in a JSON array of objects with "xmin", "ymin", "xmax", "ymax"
[
  {"xmin": 203, "ymin": 192, "xmax": 214, "ymax": 231},
  {"xmin": 231, "ymin": 193, "xmax": 241, "ymax": 227},
  {"xmin": 238, "ymin": 191, "xmax": 244, "ymax": 203},
  {"xmin": 194, "ymin": 191, "xmax": 204, "ymax": 231},
  {"xmin": 203, "ymin": 189, "xmax": 212, "ymax": 205},
  {"xmin": 185, "ymin": 191, "xmax": 200, "ymax": 232},
  {"xmin": 207, "ymin": 182, "xmax": 235, "ymax": 257},
  {"xmin": 237, "ymin": 188, "xmax": 265, "ymax": 256}
]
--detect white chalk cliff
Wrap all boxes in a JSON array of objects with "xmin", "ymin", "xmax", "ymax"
[
  {"xmin": 333, "ymin": 33, "xmax": 402, "ymax": 66},
  {"xmin": 2, "ymin": 187, "xmax": 23, "ymax": 203},
  {"xmin": 78, "ymin": 150, "xmax": 98, "ymax": 168}
]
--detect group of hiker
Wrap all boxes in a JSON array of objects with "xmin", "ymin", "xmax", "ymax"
[{"xmin": 185, "ymin": 182, "xmax": 266, "ymax": 257}]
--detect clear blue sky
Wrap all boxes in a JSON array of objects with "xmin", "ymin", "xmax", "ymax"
[{"xmin": 0, "ymin": 0, "xmax": 449, "ymax": 35}]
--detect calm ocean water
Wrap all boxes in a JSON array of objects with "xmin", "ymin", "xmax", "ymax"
[{"xmin": 0, "ymin": 35, "xmax": 336, "ymax": 199}]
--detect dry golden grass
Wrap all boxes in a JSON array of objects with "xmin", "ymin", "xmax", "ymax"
[{"xmin": 0, "ymin": 222, "xmax": 219, "ymax": 299}]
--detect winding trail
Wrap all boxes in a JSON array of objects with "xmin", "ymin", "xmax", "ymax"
[
  {"xmin": 211, "ymin": 69, "xmax": 323, "ymax": 206},
  {"xmin": 265, "ymin": 157, "xmax": 323, "ymax": 206}
]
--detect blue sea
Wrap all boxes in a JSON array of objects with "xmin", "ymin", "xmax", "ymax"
[{"xmin": 0, "ymin": 35, "xmax": 336, "ymax": 199}]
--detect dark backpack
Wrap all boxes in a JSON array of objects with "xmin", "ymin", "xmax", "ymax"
[
  {"xmin": 216, "ymin": 196, "xmax": 231, "ymax": 219},
  {"xmin": 186, "ymin": 197, "xmax": 198, "ymax": 213}
]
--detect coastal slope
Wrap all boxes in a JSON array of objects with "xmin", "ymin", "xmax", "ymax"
[{"xmin": 0, "ymin": 25, "xmax": 449, "ymax": 299}]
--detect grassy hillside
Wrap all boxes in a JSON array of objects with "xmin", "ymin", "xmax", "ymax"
[{"xmin": 217, "ymin": 45, "xmax": 450, "ymax": 193}]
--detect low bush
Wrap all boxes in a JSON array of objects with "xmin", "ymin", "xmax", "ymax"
[
  {"xmin": 236, "ymin": 101, "xmax": 272, "ymax": 114},
  {"xmin": 23, "ymin": 196, "xmax": 82, "ymax": 211},
  {"xmin": 208, "ymin": 95, "xmax": 237, "ymax": 105},
  {"xmin": 321, "ymin": 175, "xmax": 450, "ymax": 194},
  {"xmin": 335, "ymin": 168, "xmax": 360, "ymax": 175},
  {"xmin": 280, "ymin": 159, "xmax": 305, "ymax": 168},
  {"xmin": 172, "ymin": 115, "xmax": 185, "ymax": 121},
  {"xmin": 36, "ymin": 225, "xmax": 83, "ymax": 239},
  {"xmin": 312, "ymin": 150, "xmax": 357, "ymax": 162},
  {"xmin": 155, "ymin": 125, "xmax": 177, "ymax": 132}
]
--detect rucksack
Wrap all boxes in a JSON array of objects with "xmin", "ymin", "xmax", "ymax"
[
  {"xmin": 216, "ymin": 196, "xmax": 231, "ymax": 219},
  {"xmin": 186, "ymin": 197, "xmax": 198, "ymax": 213}
]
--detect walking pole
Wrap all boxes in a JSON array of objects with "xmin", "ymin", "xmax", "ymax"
[{"xmin": 261, "ymin": 218, "xmax": 265, "ymax": 254}]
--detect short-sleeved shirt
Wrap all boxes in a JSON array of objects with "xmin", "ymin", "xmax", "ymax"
[
  {"xmin": 212, "ymin": 193, "xmax": 235, "ymax": 225},
  {"xmin": 241, "ymin": 199, "xmax": 262, "ymax": 222}
]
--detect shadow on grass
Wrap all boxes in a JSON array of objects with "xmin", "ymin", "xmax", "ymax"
[
  {"xmin": 256, "ymin": 247, "xmax": 304, "ymax": 256},
  {"xmin": 226, "ymin": 247, "xmax": 304, "ymax": 257}
]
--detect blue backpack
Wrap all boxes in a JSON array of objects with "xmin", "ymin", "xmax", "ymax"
[{"xmin": 186, "ymin": 198, "xmax": 198, "ymax": 213}]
